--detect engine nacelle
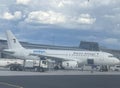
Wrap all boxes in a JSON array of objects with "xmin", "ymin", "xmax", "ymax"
[{"xmin": 62, "ymin": 61, "xmax": 78, "ymax": 69}]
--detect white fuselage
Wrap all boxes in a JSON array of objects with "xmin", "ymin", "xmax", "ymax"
[
  {"xmin": 9, "ymin": 48, "xmax": 120, "ymax": 65},
  {"xmin": 4, "ymin": 30, "xmax": 120, "ymax": 67}
]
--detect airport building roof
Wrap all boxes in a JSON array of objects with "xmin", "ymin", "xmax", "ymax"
[{"xmin": 0, "ymin": 39, "xmax": 83, "ymax": 50}]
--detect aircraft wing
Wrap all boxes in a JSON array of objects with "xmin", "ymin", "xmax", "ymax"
[{"xmin": 29, "ymin": 53, "xmax": 67, "ymax": 61}]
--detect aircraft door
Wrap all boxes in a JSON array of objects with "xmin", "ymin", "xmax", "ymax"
[{"xmin": 87, "ymin": 59, "xmax": 94, "ymax": 65}]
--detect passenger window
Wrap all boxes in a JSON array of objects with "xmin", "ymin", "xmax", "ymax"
[
  {"xmin": 116, "ymin": 66, "xmax": 120, "ymax": 68},
  {"xmin": 42, "ymin": 61, "xmax": 47, "ymax": 65},
  {"xmin": 67, "ymin": 63, "xmax": 69, "ymax": 66}
]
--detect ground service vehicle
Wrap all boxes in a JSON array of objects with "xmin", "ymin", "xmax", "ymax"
[
  {"xmin": 110, "ymin": 65, "xmax": 120, "ymax": 71},
  {"xmin": 0, "ymin": 58, "xmax": 48, "ymax": 72}
]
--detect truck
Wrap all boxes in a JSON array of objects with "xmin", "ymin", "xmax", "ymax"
[
  {"xmin": 110, "ymin": 65, "xmax": 120, "ymax": 71},
  {"xmin": 0, "ymin": 58, "xmax": 48, "ymax": 72}
]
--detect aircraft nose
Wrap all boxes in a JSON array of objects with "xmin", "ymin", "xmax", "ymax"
[{"xmin": 114, "ymin": 58, "xmax": 120, "ymax": 64}]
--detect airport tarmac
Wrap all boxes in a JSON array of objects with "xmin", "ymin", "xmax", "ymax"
[
  {"xmin": 0, "ymin": 70, "xmax": 120, "ymax": 88},
  {"xmin": 1, "ymin": 70, "xmax": 120, "ymax": 76}
]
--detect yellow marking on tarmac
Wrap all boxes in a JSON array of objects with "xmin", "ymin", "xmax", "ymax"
[{"xmin": 0, "ymin": 82, "xmax": 23, "ymax": 88}]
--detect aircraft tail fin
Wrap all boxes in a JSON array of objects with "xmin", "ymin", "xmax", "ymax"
[{"xmin": 6, "ymin": 30, "xmax": 24, "ymax": 49}]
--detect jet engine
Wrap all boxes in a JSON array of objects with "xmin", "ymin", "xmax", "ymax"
[{"xmin": 62, "ymin": 61, "xmax": 78, "ymax": 69}]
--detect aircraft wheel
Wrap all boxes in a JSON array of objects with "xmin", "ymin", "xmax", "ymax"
[
  {"xmin": 34, "ymin": 67, "xmax": 38, "ymax": 72},
  {"xmin": 10, "ymin": 66, "xmax": 15, "ymax": 71},
  {"xmin": 54, "ymin": 66, "xmax": 59, "ymax": 70},
  {"xmin": 39, "ymin": 67, "xmax": 44, "ymax": 72}
]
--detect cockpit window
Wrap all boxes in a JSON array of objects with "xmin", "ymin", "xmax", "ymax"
[
  {"xmin": 108, "ymin": 55, "xmax": 114, "ymax": 57},
  {"xmin": 116, "ymin": 66, "xmax": 120, "ymax": 68}
]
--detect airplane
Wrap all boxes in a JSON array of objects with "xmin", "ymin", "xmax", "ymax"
[{"xmin": 3, "ymin": 30, "xmax": 120, "ymax": 70}]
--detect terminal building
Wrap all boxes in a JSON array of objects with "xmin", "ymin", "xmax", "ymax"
[
  {"xmin": 0, "ymin": 39, "xmax": 120, "ymax": 59},
  {"xmin": 79, "ymin": 41, "xmax": 120, "ymax": 59}
]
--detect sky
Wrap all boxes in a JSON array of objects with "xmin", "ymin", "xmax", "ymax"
[{"xmin": 0, "ymin": 0, "xmax": 120, "ymax": 49}]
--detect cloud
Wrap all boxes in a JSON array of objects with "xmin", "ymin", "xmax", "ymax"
[
  {"xmin": 0, "ymin": 36, "xmax": 6, "ymax": 40},
  {"xmin": 25, "ymin": 10, "xmax": 66, "ymax": 24},
  {"xmin": 25, "ymin": 10, "xmax": 95, "ymax": 26},
  {"xmin": 0, "ymin": 33, "xmax": 6, "ymax": 40},
  {"xmin": 57, "ymin": 0, "xmax": 73, "ymax": 8},
  {"xmin": 46, "ymin": 0, "xmax": 74, "ymax": 8},
  {"xmin": 1, "ymin": 11, "xmax": 22, "ymax": 20},
  {"xmin": 103, "ymin": 38, "xmax": 119, "ymax": 45},
  {"xmin": 79, "ymin": 1, "xmax": 90, "ymax": 8},
  {"xmin": 0, "ymin": 0, "xmax": 120, "ymax": 49},
  {"xmin": 16, "ymin": 0, "xmax": 31, "ymax": 5},
  {"xmin": 104, "ymin": 14, "xmax": 115, "ymax": 19},
  {"xmin": 76, "ymin": 14, "xmax": 96, "ymax": 24},
  {"xmin": 104, "ymin": 14, "xmax": 120, "ymax": 21}
]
